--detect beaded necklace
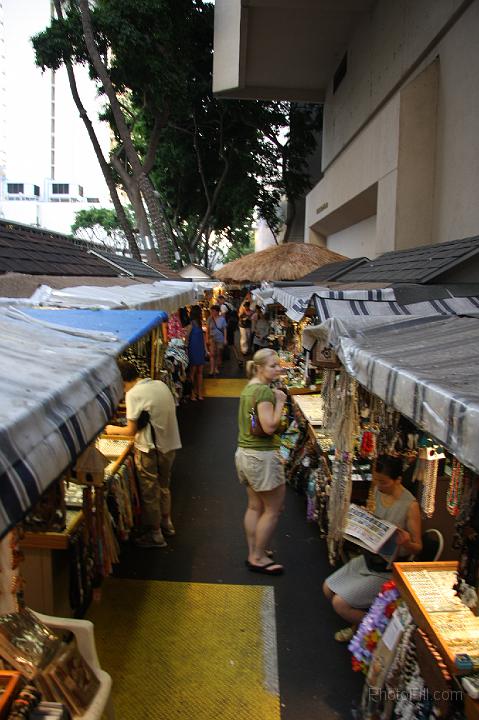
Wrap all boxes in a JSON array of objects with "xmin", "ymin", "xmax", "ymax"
[{"xmin": 447, "ymin": 459, "xmax": 464, "ymax": 517}]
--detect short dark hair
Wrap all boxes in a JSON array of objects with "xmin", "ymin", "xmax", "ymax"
[
  {"xmin": 118, "ymin": 359, "xmax": 139, "ymax": 382},
  {"xmin": 211, "ymin": 304, "xmax": 220, "ymax": 312},
  {"xmin": 375, "ymin": 455, "xmax": 402, "ymax": 479}
]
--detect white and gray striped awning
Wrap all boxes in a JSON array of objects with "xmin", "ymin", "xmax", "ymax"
[
  {"xmin": 0, "ymin": 308, "xmax": 124, "ymax": 539},
  {"xmin": 312, "ymin": 294, "xmax": 479, "ymax": 322},
  {"xmin": 272, "ymin": 286, "xmax": 397, "ymax": 321},
  {"xmin": 271, "ymin": 283, "xmax": 479, "ymax": 322},
  {"xmin": 304, "ymin": 315, "xmax": 479, "ymax": 474}
]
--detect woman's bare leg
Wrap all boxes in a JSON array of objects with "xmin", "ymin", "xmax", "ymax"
[
  {"xmin": 215, "ymin": 346, "xmax": 223, "ymax": 373},
  {"xmin": 244, "ymin": 486, "xmax": 264, "ymax": 558},
  {"xmin": 190, "ymin": 365, "xmax": 197, "ymax": 399},
  {"xmin": 209, "ymin": 342, "xmax": 216, "ymax": 374},
  {"xmin": 197, "ymin": 366, "xmax": 204, "ymax": 398},
  {"xmin": 332, "ymin": 594, "xmax": 366, "ymax": 625},
  {"xmin": 249, "ymin": 483, "xmax": 286, "ymax": 566}
]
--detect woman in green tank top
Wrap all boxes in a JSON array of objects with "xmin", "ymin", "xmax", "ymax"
[{"xmin": 235, "ymin": 349, "xmax": 287, "ymax": 575}]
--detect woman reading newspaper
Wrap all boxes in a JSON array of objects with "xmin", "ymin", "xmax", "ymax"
[{"xmin": 323, "ymin": 455, "xmax": 422, "ymax": 642}]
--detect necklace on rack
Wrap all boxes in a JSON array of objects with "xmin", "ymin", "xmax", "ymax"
[
  {"xmin": 447, "ymin": 458, "xmax": 464, "ymax": 517},
  {"xmin": 420, "ymin": 448, "xmax": 439, "ymax": 518}
]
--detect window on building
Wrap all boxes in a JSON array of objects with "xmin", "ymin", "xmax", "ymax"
[
  {"xmin": 333, "ymin": 52, "xmax": 348, "ymax": 94},
  {"xmin": 33, "ymin": 185, "xmax": 40, "ymax": 197},
  {"xmin": 7, "ymin": 183, "xmax": 24, "ymax": 194},
  {"xmin": 78, "ymin": 186, "xmax": 84, "ymax": 197},
  {"xmin": 52, "ymin": 183, "xmax": 69, "ymax": 194}
]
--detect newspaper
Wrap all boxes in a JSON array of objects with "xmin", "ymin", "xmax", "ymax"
[{"xmin": 344, "ymin": 504, "xmax": 398, "ymax": 558}]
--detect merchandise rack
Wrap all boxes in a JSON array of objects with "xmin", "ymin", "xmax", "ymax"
[{"xmin": 393, "ymin": 561, "xmax": 479, "ymax": 720}]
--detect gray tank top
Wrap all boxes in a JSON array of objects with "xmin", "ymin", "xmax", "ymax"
[{"xmin": 375, "ymin": 486, "xmax": 416, "ymax": 557}]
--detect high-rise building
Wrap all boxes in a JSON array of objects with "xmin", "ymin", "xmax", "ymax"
[{"xmin": 0, "ymin": 0, "xmax": 111, "ymax": 233}]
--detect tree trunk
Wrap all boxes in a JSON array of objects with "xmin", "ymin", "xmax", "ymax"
[
  {"xmin": 138, "ymin": 173, "xmax": 173, "ymax": 265},
  {"xmin": 111, "ymin": 153, "xmax": 152, "ymax": 246},
  {"xmin": 78, "ymin": 0, "xmax": 173, "ymax": 266},
  {"xmin": 53, "ymin": 0, "xmax": 141, "ymax": 261}
]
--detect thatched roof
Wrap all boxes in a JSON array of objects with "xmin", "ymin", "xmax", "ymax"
[{"xmin": 214, "ymin": 243, "xmax": 348, "ymax": 282}]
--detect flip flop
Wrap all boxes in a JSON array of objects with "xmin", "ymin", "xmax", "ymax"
[
  {"xmin": 245, "ymin": 550, "xmax": 274, "ymax": 567},
  {"xmin": 248, "ymin": 561, "xmax": 283, "ymax": 576}
]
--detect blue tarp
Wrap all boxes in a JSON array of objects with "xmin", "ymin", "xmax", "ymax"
[{"xmin": 22, "ymin": 309, "xmax": 168, "ymax": 345}]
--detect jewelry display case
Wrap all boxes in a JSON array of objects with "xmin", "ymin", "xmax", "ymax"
[
  {"xmin": 20, "ymin": 439, "xmax": 134, "ymax": 617},
  {"xmin": 393, "ymin": 561, "xmax": 479, "ymax": 720}
]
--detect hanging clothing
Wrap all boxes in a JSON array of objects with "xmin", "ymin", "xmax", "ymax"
[{"xmin": 168, "ymin": 311, "xmax": 186, "ymax": 340}]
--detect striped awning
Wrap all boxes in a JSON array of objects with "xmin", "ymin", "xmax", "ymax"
[
  {"xmin": 304, "ymin": 315, "xmax": 479, "ymax": 474},
  {"xmin": 0, "ymin": 308, "xmax": 124, "ymax": 539},
  {"xmin": 271, "ymin": 286, "xmax": 396, "ymax": 321},
  {"xmin": 312, "ymin": 294, "xmax": 479, "ymax": 322},
  {"xmin": 271, "ymin": 283, "xmax": 479, "ymax": 322}
]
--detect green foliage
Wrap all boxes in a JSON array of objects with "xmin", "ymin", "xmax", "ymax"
[
  {"xmin": 33, "ymin": 0, "xmax": 322, "ymax": 266},
  {"xmin": 71, "ymin": 207, "xmax": 134, "ymax": 249}
]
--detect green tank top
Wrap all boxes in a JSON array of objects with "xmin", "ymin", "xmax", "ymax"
[{"xmin": 237, "ymin": 382, "xmax": 280, "ymax": 450}]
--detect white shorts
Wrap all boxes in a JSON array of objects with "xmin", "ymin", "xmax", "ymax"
[{"xmin": 235, "ymin": 447, "xmax": 285, "ymax": 492}]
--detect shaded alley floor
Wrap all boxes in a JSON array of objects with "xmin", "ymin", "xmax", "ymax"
[{"xmin": 111, "ymin": 382, "xmax": 364, "ymax": 719}]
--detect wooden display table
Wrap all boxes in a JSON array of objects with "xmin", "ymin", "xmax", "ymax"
[
  {"xmin": 20, "ymin": 439, "xmax": 133, "ymax": 616},
  {"xmin": 288, "ymin": 384, "xmax": 322, "ymax": 395},
  {"xmin": 292, "ymin": 394, "xmax": 323, "ymax": 426},
  {"xmin": 393, "ymin": 561, "xmax": 479, "ymax": 720}
]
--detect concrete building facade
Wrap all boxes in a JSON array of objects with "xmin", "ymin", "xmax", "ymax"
[{"xmin": 213, "ymin": 0, "xmax": 479, "ymax": 258}]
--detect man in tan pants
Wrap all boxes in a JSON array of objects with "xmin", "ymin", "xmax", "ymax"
[{"xmin": 106, "ymin": 360, "xmax": 182, "ymax": 547}]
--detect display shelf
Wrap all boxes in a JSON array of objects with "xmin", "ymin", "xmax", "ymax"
[
  {"xmin": 20, "ymin": 509, "xmax": 84, "ymax": 550},
  {"xmin": 288, "ymin": 384, "xmax": 322, "ymax": 395},
  {"xmin": 20, "ymin": 440, "xmax": 133, "ymax": 554},
  {"xmin": 293, "ymin": 394, "xmax": 323, "ymax": 425},
  {"xmin": 392, "ymin": 562, "xmax": 478, "ymax": 676},
  {"xmin": 0, "ymin": 671, "xmax": 21, "ymax": 718},
  {"xmin": 97, "ymin": 437, "xmax": 134, "ymax": 477}
]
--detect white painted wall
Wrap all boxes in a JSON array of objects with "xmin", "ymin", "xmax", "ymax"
[
  {"xmin": 0, "ymin": 200, "xmax": 112, "ymax": 235},
  {"xmin": 327, "ymin": 215, "xmax": 377, "ymax": 258},
  {"xmin": 307, "ymin": 0, "xmax": 479, "ymax": 254},
  {"xmin": 322, "ymin": 0, "xmax": 464, "ymax": 169},
  {"xmin": 431, "ymin": 0, "xmax": 479, "ymax": 243}
]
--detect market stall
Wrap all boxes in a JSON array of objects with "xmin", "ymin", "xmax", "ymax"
[
  {"xmin": 0, "ymin": 307, "xmax": 173, "ymax": 617},
  {"xmin": 297, "ymin": 313, "xmax": 479, "ymax": 719}
]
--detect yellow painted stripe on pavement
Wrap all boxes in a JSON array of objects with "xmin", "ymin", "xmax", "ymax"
[
  {"xmin": 203, "ymin": 378, "xmax": 247, "ymax": 397},
  {"xmin": 88, "ymin": 579, "xmax": 280, "ymax": 720}
]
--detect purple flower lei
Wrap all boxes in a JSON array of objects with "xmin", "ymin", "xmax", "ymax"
[{"xmin": 348, "ymin": 582, "xmax": 401, "ymax": 672}]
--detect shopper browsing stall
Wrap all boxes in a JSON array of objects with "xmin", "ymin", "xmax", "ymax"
[
  {"xmin": 238, "ymin": 301, "xmax": 254, "ymax": 355},
  {"xmin": 251, "ymin": 307, "xmax": 270, "ymax": 352},
  {"xmin": 185, "ymin": 305, "xmax": 208, "ymax": 400},
  {"xmin": 105, "ymin": 360, "xmax": 182, "ymax": 548},
  {"xmin": 235, "ymin": 349, "xmax": 287, "ymax": 575},
  {"xmin": 323, "ymin": 455, "xmax": 422, "ymax": 642},
  {"xmin": 206, "ymin": 304, "xmax": 227, "ymax": 376}
]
